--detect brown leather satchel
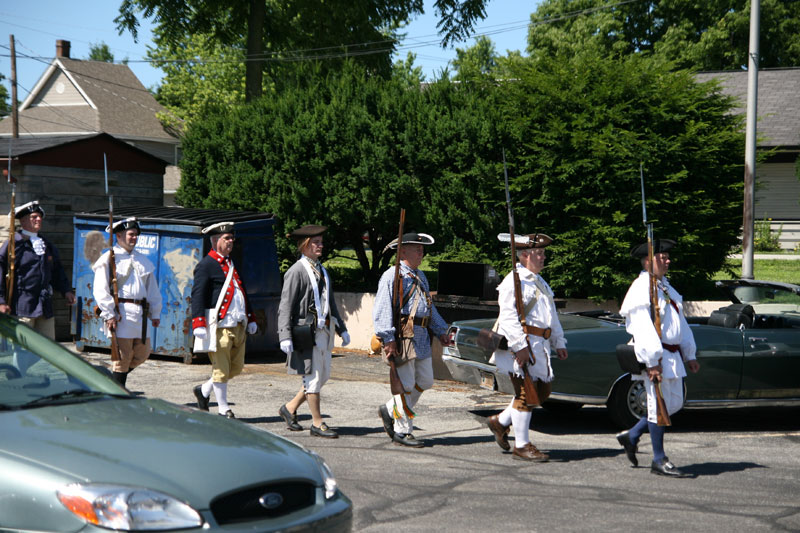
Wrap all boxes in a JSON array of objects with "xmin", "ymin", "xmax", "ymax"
[{"xmin": 476, "ymin": 328, "xmax": 508, "ymax": 353}]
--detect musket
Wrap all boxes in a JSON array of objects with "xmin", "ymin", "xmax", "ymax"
[
  {"xmin": 104, "ymin": 154, "xmax": 121, "ymax": 363},
  {"xmin": 388, "ymin": 208, "xmax": 406, "ymax": 396},
  {"xmin": 640, "ymin": 162, "xmax": 671, "ymax": 426},
  {"xmin": 502, "ymin": 150, "xmax": 543, "ymax": 407},
  {"xmin": 4, "ymin": 141, "xmax": 15, "ymax": 308}
]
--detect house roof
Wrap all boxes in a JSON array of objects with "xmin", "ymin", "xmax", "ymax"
[
  {"xmin": 0, "ymin": 57, "xmax": 179, "ymax": 143},
  {"xmin": 695, "ymin": 68, "xmax": 800, "ymax": 149}
]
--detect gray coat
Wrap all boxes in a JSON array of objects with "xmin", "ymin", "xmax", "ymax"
[{"xmin": 278, "ymin": 259, "xmax": 346, "ymax": 375}]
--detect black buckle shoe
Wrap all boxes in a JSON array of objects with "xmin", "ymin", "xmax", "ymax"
[
  {"xmin": 378, "ymin": 405, "xmax": 395, "ymax": 439},
  {"xmin": 616, "ymin": 430, "xmax": 638, "ymax": 467},
  {"xmin": 279, "ymin": 404, "xmax": 303, "ymax": 431},
  {"xmin": 220, "ymin": 410, "xmax": 235, "ymax": 419},
  {"xmin": 310, "ymin": 422, "xmax": 338, "ymax": 439},
  {"xmin": 392, "ymin": 433, "xmax": 424, "ymax": 448},
  {"xmin": 193, "ymin": 385, "xmax": 209, "ymax": 411},
  {"xmin": 651, "ymin": 458, "xmax": 687, "ymax": 477}
]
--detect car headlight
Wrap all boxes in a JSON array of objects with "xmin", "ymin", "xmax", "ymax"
[
  {"xmin": 56, "ymin": 484, "xmax": 203, "ymax": 530},
  {"xmin": 310, "ymin": 452, "xmax": 338, "ymax": 500}
]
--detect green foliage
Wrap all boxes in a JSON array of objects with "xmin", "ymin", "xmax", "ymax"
[
  {"xmin": 0, "ymin": 74, "xmax": 9, "ymax": 117},
  {"xmin": 500, "ymin": 50, "xmax": 744, "ymax": 300},
  {"xmin": 452, "ymin": 35, "xmax": 497, "ymax": 81},
  {"xmin": 87, "ymin": 42, "xmax": 115, "ymax": 62},
  {"xmin": 392, "ymin": 52, "xmax": 425, "ymax": 86},
  {"xmin": 526, "ymin": 0, "xmax": 800, "ymax": 70},
  {"xmin": 178, "ymin": 52, "xmax": 744, "ymax": 301},
  {"xmin": 753, "ymin": 217, "xmax": 783, "ymax": 252}
]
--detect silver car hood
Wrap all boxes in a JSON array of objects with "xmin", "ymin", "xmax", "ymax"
[{"xmin": 0, "ymin": 397, "xmax": 322, "ymax": 507}]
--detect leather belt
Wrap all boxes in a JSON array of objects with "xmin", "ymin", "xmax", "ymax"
[
  {"xmin": 401, "ymin": 315, "xmax": 430, "ymax": 328},
  {"xmin": 324, "ymin": 316, "xmax": 331, "ymax": 327},
  {"xmin": 523, "ymin": 325, "xmax": 551, "ymax": 339},
  {"xmin": 662, "ymin": 343, "xmax": 680, "ymax": 353},
  {"xmin": 118, "ymin": 298, "xmax": 144, "ymax": 305}
]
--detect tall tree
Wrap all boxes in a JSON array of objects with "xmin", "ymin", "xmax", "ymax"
[
  {"xmin": 452, "ymin": 35, "xmax": 497, "ymax": 81},
  {"xmin": 88, "ymin": 42, "xmax": 115, "ymax": 62},
  {"xmin": 0, "ymin": 74, "xmax": 9, "ymax": 117},
  {"xmin": 117, "ymin": 0, "xmax": 492, "ymax": 102},
  {"xmin": 526, "ymin": 0, "xmax": 800, "ymax": 70},
  {"xmin": 501, "ymin": 49, "xmax": 744, "ymax": 299}
]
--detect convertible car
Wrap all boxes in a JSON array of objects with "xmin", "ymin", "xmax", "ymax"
[
  {"xmin": 0, "ymin": 314, "xmax": 351, "ymax": 532},
  {"xmin": 442, "ymin": 279, "xmax": 800, "ymax": 428}
]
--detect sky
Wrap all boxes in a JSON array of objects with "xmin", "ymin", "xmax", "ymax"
[{"xmin": 0, "ymin": 0, "xmax": 538, "ymax": 101}]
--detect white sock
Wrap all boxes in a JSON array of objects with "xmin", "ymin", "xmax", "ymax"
[
  {"xmin": 498, "ymin": 398, "xmax": 515, "ymax": 427},
  {"xmin": 212, "ymin": 382, "xmax": 229, "ymax": 413},
  {"xmin": 201, "ymin": 378, "xmax": 213, "ymax": 398},
  {"xmin": 511, "ymin": 408, "xmax": 532, "ymax": 448}
]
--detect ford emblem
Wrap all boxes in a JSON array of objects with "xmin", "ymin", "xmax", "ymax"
[{"xmin": 259, "ymin": 492, "xmax": 284, "ymax": 510}]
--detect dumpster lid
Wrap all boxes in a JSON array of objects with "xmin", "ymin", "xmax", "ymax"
[{"xmin": 75, "ymin": 207, "xmax": 274, "ymax": 227}]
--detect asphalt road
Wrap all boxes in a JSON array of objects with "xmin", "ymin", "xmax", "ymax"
[{"xmin": 75, "ymin": 346, "xmax": 800, "ymax": 533}]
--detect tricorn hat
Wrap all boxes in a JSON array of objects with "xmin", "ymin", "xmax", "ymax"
[
  {"xmin": 14, "ymin": 200, "xmax": 45, "ymax": 219},
  {"xmin": 385, "ymin": 232, "xmax": 435, "ymax": 251},
  {"xmin": 630, "ymin": 238, "xmax": 676, "ymax": 258},
  {"xmin": 287, "ymin": 224, "xmax": 327, "ymax": 241},
  {"xmin": 106, "ymin": 217, "xmax": 140, "ymax": 234},
  {"xmin": 497, "ymin": 233, "xmax": 553, "ymax": 249},
  {"xmin": 202, "ymin": 221, "xmax": 235, "ymax": 236}
]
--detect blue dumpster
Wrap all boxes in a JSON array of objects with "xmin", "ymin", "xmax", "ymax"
[{"xmin": 71, "ymin": 207, "xmax": 280, "ymax": 363}]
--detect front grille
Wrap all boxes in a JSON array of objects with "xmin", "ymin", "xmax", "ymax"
[{"xmin": 210, "ymin": 481, "xmax": 316, "ymax": 525}]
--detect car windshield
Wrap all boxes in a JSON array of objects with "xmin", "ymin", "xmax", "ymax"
[
  {"xmin": 0, "ymin": 315, "xmax": 128, "ymax": 410},
  {"xmin": 731, "ymin": 285, "xmax": 800, "ymax": 315}
]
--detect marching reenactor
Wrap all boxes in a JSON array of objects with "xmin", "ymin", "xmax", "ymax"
[
  {"xmin": 616, "ymin": 238, "xmax": 700, "ymax": 476},
  {"xmin": 92, "ymin": 217, "xmax": 161, "ymax": 387},
  {"xmin": 374, "ymin": 231, "xmax": 449, "ymax": 448},
  {"xmin": 191, "ymin": 222, "xmax": 257, "ymax": 418},
  {"xmin": 0, "ymin": 201, "xmax": 75, "ymax": 340},
  {"xmin": 278, "ymin": 225, "xmax": 350, "ymax": 438},
  {"xmin": 486, "ymin": 233, "xmax": 568, "ymax": 461}
]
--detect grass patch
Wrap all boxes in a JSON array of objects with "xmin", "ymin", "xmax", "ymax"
[{"xmin": 712, "ymin": 259, "xmax": 800, "ymax": 285}]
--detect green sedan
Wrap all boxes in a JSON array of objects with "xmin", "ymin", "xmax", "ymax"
[
  {"xmin": 0, "ymin": 314, "xmax": 351, "ymax": 532},
  {"xmin": 442, "ymin": 280, "xmax": 800, "ymax": 427}
]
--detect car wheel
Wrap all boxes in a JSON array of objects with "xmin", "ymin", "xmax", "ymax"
[
  {"xmin": 608, "ymin": 375, "xmax": 646, "ymax": 428},
  {"xmin": 541, "ymin": 401, "xmax": 583, "ymax": 414}
]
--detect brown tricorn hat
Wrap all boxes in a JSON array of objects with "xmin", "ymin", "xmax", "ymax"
[{"xmin": 287, "ymin": 224, "xmax": 327, "ymax": 240}]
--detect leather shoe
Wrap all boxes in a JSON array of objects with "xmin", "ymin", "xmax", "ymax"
[
  {"xmin": 487, "ymin": 415, "xmax": 510, "ymax": 451},
  {"xmin": 279, "ymin": 404, "xmax": 303, "ymax": 431},
  {"xmin": 392, "ymin": 433, "xmax": 424, "ymax": 448},
  {"xmin": 221, "ymin": 410, "xmax": 235, "ymax": 419},
  {"xmin": 616, "ymin": 430, "xmax": 638, "ymax": 467},
  {"xmin": 193, "ymin": 385, "xmax": 209, "ymax": 411},
  {"xmin": 310, "ymin": 422, "xmax": 338, "ymax": 439},
  {"xmin": 512, "ymin": 443, "xmax": 549, "ymax": 462},
  {"xmin": 651, "ymin": 458, "xmax": 687, "ymax": 477},
  {"xmin": 378, "ymin": 405, "xmax": 395, "ymax": 439}
]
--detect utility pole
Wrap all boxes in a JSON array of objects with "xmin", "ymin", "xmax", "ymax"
[
  {"xmin": 741, "ymin": 0, "xmax": 760, "ymax": 280},
  {"xmin": 9, "ymin": 34, "xmax": 19, "ymax": 138}
]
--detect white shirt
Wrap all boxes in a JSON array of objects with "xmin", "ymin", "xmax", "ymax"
[
  {"xmin": 494, "ymin": 265, "xmax": 566, "ymax": 381},
  {"xmin": 92, "ymin": 246, "xmax": 162, "ymax": 339},
  {"xmin": 619, "ymin": 271, "xmax": 697, "ymax": 379}
]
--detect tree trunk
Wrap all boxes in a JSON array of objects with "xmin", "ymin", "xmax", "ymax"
[{"xmin": 245, "ymin": 0, "xmax": 266, "ymax": 102}]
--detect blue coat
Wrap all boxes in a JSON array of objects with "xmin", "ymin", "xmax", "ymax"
[{"xmin": 0, "ymin": 231, "xmax": 70, "ymax": 318}]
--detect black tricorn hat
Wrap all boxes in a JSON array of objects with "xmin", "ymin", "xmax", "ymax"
[
  {"xmin": 287, "ymin": 224, "xmax": 327, "ymax": 240},
  {"xmin": 630, "ymin": 238, "xmax": 676, "ymax": 258},
  {"xmin": 106, "ymin": 217, "xmax": 140, "ymax": 234},
  {"xmin": 385, "ymin": 232, "xmax": 435, "ymax": 251},
  {"xmin": 202, "ymin": 221, "xmax": 235, "ymax": 236},
  {"xmin": 497, "ymin": 233, "xmax": 553, "ymax": 249},
  {"xmin": 14, "ymin": 200, "xmax": 45, "ymax": 219}
]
